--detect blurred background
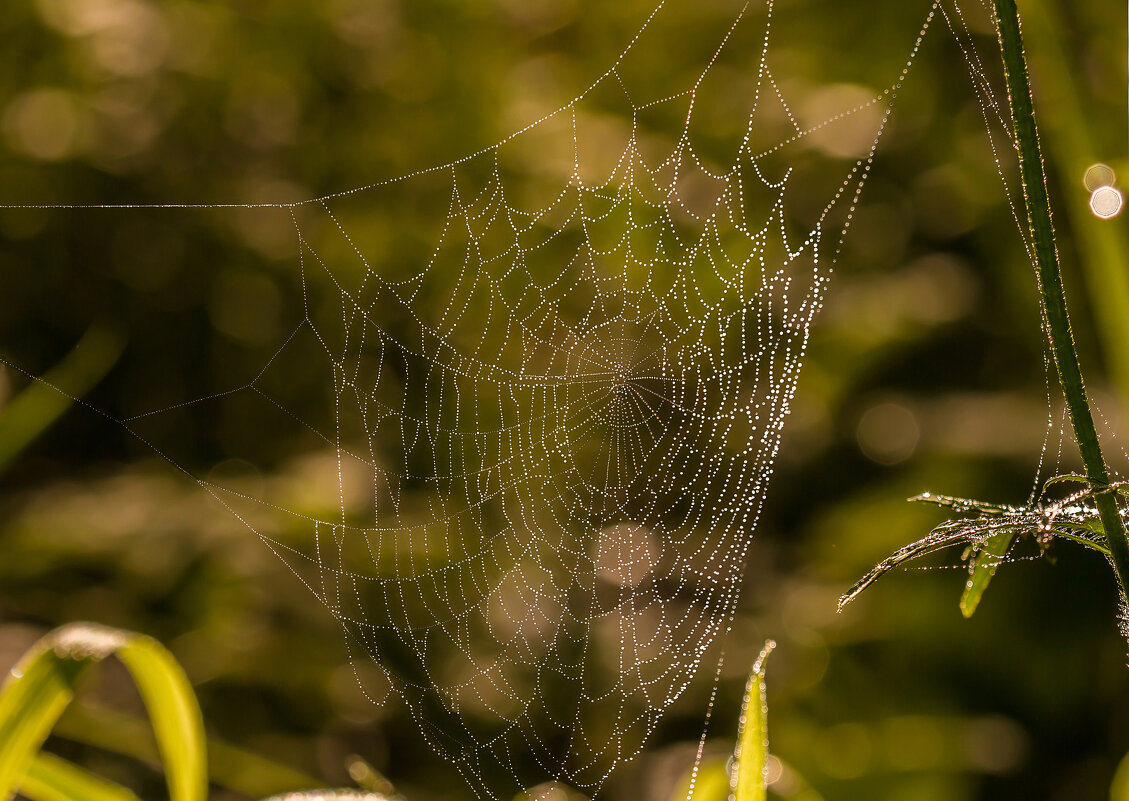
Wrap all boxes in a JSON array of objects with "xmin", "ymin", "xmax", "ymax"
[{"xmin": 1, "ymin": 0, "xmax": 1128, "ymax": 799}]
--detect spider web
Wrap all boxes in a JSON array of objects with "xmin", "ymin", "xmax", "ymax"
[{"xmin": 1, "ymin": 0, "xmax": 942, "ymax": 797}]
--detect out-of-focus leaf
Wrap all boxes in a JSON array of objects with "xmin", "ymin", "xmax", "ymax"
[
  {"xmin": 261, "ymin": 791, "xmax": 395, "ymax": 801},
  {"xmin": 668, "ymin": 757, "xmax": 729, "ymax": 801},
  {"xmin": 0, "ymin": 623, "xmax": 205, "ymax": 801},
  {"xmin": 0, "ymin": 633, "xmax": 91, "ymax": 801},
  {"xmin": 112, "ymin": 632, "xmax": 206, "ymax": 801},
  {"xmin": 344, "ymin": 756, "xmax": 397, "ymax": 798},
  {"xmin": 1112, "ymin": 747, "xmax": 1129, "ymax": 800},
  {"xmin": 0, "ymin": 324, "xmax": 125, "ymax": 473},
  {"xmin": 20, "ymin": 753, "xmax": 141, "ymax": 801},
  {"xmin": 54, "ymin": 703, "xmax": 321, "ymax": 800}
]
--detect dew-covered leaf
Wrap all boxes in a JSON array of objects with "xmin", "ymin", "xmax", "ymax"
[
  {"xmin": 908, "ymin": 492, "xmax": 1013, "ymax": 515},
  {"xmin": 838, "ymin": 525, "xmax": 974, "ymax": 612},
  {"xmin": 1042, "ymin": 473, "xmax": 1090, "ymax": 490},
  {"xmin": 959, "ymin": 529, "xmax": 1015, "ymax": 618},
  {"xmin": 731, "ymin": 640, "xmax": 775, "ymax": 801}
]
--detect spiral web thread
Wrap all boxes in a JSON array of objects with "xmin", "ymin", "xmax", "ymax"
[{"xmin": 1, "ymin": 1, "xmax": 942, "ymax": 797}]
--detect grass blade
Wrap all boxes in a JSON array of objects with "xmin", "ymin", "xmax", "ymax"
[
  {"xmin": 21, "ymin": 753, "xmax": 141, "ymax": 801},
  {"xmin": 0, "ymin": 632, "xmax": 95, "ymax": 801},
  {"xmin": 959, "ymin": 530, "xmax": 1015, "ymax": 618},
  {"xmin": 113, "ymin": 635, "xmax": 207, "ymax": 801},
  {"xmin": 838, "ymin": 526, "xmax": 974, "ymax": 612},
  {"xmin": 991, "ymin": 0, "xmax": 1129, "ymax": 596},
  {"xmin": 1041, "ymin": 474, "xmax": 1089, "ymax": 490},
  {"xmin": 731, "ymin": 640, "xmax": 775, "ymax": 801},
  {"xmin": 0, "ymin": 623, "xmax": 206, "ymax": 801}
]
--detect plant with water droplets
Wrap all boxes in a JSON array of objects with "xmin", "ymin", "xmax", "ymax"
[
  {"xmin": 666, "ymin": 641, "xmax": 792, "ymax": 801},
  {"xmin": 840, "ymin": 0, "xmax": 1129, "ymax": 637}
]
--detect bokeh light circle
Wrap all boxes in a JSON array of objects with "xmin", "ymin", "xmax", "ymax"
[
  {"xmin": 1090, "ymin": 185, "xmax": 1124, "ymax": 219},
  {"xmin": 1084, "ymin": 163, "xmax": 1116, "ymax": 192}
]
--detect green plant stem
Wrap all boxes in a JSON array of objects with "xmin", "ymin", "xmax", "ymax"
[
  {"xmin": 1023, "ymin": 0, "xmax": 1129, "ymax": 402},
  {"xmin": 992, "ymin": 0, "xmax": 1129, "ymax": 595}
]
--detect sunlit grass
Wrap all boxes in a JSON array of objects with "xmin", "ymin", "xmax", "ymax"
[{"xmin": 0, "ymin": 623, "xmax": 395, "ymax": 801}]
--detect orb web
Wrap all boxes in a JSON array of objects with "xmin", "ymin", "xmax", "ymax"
[{"xmin": 0, "ymin": 0, "xmax": 942, "ymax": 797}]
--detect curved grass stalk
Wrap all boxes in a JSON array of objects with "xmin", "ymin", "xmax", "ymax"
[
  {"xmin": 0, "ymin": 622, "xmax": 402, "ymax": 801},
  {"xmin": 0, "ymin": 623, "xmax": 206, "ymax": 801},
  {"xmin": 992, "ymin": 0, "xmax": 1129, "ymax": 595}
]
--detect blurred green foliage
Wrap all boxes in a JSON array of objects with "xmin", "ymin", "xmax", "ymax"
[
  {"xmin": 1, "ymin": 0, "xmax": 1128, "ymax": 800},
  {"xmin": 0, "ymin": 622, "xmax": 392, "ymax": 801},
  {"xmin": 0, "ymin": 623, "xmax": 206, "ymax": 801}
]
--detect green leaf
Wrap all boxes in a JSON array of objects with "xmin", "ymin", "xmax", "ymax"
[
  {"xmin": 731, "ymin": 640, "xmax": 775, "ymax": 801},
  {"xmin": 959, "ymin": 530, "xmax": 1015, "ymax": 618},
  {"xmin": 113, "ymin": 634, "xmax": 207, "ymax": 801},
  {"xmin": 1042, "ymin": 473, "xmax": 1090, "ymax": 490},
  {"xmin": 21, "ymin": 753, "xmax": 141, "ymax": 801},
  {"xmin": 0, "ymin": 634, "xmax": 92, "ymax": 801},
  {"xmin": 0, "ymin": 623, "xmax": 206, "ymax": 801},
  {"xmin": 908, "ymin": 493, "xmax": 1013, "ymax": 515}
]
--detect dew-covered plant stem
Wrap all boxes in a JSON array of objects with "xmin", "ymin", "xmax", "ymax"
[{"xmin": 992, "ymin": 0, "xmax": 1129, "ymax": 595}]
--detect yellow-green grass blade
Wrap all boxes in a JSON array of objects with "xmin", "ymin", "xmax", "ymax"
[
  {"xmin": 0, "ymin": 623, "xmax": 206, "ymax": 801},
  {"xmin": 21, "ymin": 753, "xmax": 141, "ymax": 801},
  {"xmin": 0, "ymin": 323, "xmax": 125, "ymax": 473},
  {"xmin": 959, "ymin": 530, "xmax": 1015, "ymax": 618},
  {"xmin": 732, "ymin": 640, "xmax": 775, "ymax": 801},
  {"xmin": 112, "ymin": 633, "xmax": 207, "ymax": 801},
  {"xmin": 0, "ymin": 635, "xmax": 92, "ymax": 801}
]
